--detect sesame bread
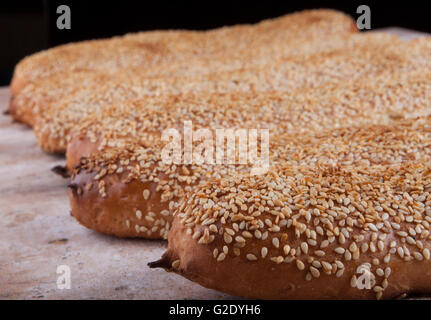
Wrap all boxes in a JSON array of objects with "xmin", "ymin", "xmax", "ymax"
[
  {"xmin": 67, "ymin": 69, "xmax": 431, "ymax": 239},
  {"xmin": 65, "ymin": 71, "xmax": 431, "ymax": 170},
  {"xmin": 9, "ymin": 71, "xmax": 112, "ymax": 127},
  {"xmin": 10, "ymin": 30, "xmax": 362, "ymax": 127},
  {"xmin": 10, "ymin": 8, "xmax": 431, "ymax": 299},
  {"xmin": 10, "ymin": 26, "xmax": 363, "ymax": 128},
  {"xmin": 151, "ymin": 118, "xmax": 431, "ymax": 299},
  {"xmin": 33, "ymin": 33, "xmax": 416, "ymax": 154},
  {"xmin": 9, "ymin": 9, "xmax": 356, "ymax": 122}
]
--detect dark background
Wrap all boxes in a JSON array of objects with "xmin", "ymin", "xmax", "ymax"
[{"xmin": 1, "ymin": 0, "xmax": 431, "ymax": 86}]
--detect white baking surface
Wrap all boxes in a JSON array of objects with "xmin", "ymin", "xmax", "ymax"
[{"xmin": 0, "ymin": 28, "xmax": 428, "ymax": 299}]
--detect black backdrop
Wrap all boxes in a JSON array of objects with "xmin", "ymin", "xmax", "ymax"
[{"xmin": 1, "ymin": 0, "xmax": 431, "ymax": 85}]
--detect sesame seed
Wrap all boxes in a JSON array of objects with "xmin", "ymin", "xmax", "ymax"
[
  {"xmin": 217, "ymin": 253, "xmax": 226, "ymax": 262},
  {"xmin": 424, "ymin": 248, "xmax": 431, "ymax": 260},
  {"xmin": 296, "ymin": 259, "xmax": 305, "ymax": 270},
  {"xmin": 224, "ymin": 233, "xmax": 233, "ymax": 244},
  {"xmin": 246, "ymin": 254, "xmax": 258, "ymax": 261},
  {"xmin": 413, "ymin": 252, "xmax": 424, "ymax": 261},
  {"xmin": 334, "ymin": 247, "xmax": 345, "ymax": 254},
  {"xmin": 261, "ymin": 247, "xmax": 268, "ymax": 258},
  {"xmin": 192, "ymin": 231, "xmax": 201, "ymax": 240},
  {"xmin": 301, "ymin": 242, "xmax": 309, "ymax": 254},
  {"xmin": 385, "ymin": 267, "xmax": 391, "ymax": 278},
  {"xmin": 314, "ymin": 250, "xmax": 325, "ymax": 257},
  {"xmin": 172, "ymin": 260, "xmax": 180, "ymax": 269},
  {"xmin": 136, "ymin": 210, "xmax": 142, "ymax": 220},
  {"xmin": 272, "ymin": 237, "xmax": 280, "ymax": 248},
  {"xmin": 143, "ymin": 189, "xmax": 150, "ymax": 200},
  {"xmin": 310, "ymin": 266, "xmax": 320, "ymax": 278},
  {"xmin": 271, "ymin": 256, "xmax": 284, "ymax": 264}
]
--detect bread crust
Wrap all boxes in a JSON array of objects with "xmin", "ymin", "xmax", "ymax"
[
  {"xmin": 69, "ymin": 114, "xmax": 431, "ymax": 241},
  {"xmin": 9, "ymin": 72, "xmax": 27, "ymax": 99},
  {"xmin": 68, "ymin": 140, "xmax": 240, "ymax": 238},
  {"xmin": 9, "ymin": 71, "xmax": 111, "ymax": 127},
  {"xmin": 32, "ymin": 33, "xmax": 408, "ymax": 154},
  {"xmin": 63, "ymin": 55, "xmax": 431, "ymax": 241},
  {"xmin": 8, "ymin": 8, "xmax": 431, "ymax": 299},
  {"xmin": 64, "ymin": 70, "xmax": 431, "ymax": 171},
  {"xmin": 9, "ymin": 9, "xmax": 357, "ymax": 98},
  {"xmin": 69, "ymin": 163, "xmax": 172, "ymax": 239},
  {"xmin": 153, "ymin": 161, "xmax": 431, "ymax": 299},
  {"xmin": 66, "ymin": 134, "xmax": 100, "ymax": 171},
  {"xmin": 8, "ymin": 9, "xmax": 357, "ymax": 127},
  {"xmin": 157, "ymin": 204, "xmax": 431, "ymax": 299}
]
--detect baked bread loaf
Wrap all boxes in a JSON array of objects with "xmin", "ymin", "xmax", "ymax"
[
  {"xmin": 67, "ymin": 70, "xmax": 431, "ymax": 239},
  {"xmin": 31, "ymin": 33, "xmax": 419, "ymax": 153},
  {"xmin": 9, "ymin": 9, "xmax": 357, "ymax": 124},
  {"xmin": 66, "ymin": 71, "xmax": 431, "ymax": 170},
  {"xmin": 150, "ymin": 116, "xmax": 431, "ymax": 299},
  {"xmin": 9, "ymin": 71, "xmax": 111, "ymax": 127},
  {"xmin": 10, "ymin": 30, "xmax": 366, "ymax": 128},
  {"xmin": 10, "ymin": 7, "xmax": 431, "ymax": 299}
]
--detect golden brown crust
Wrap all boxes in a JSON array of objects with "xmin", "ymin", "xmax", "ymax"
[
  {"xmin": 149, "ymin": 115, "xmax": 431, "ymax": 298},
  {"xmin": 64, "ymin": 71, "xmax": 431, "ymax": 170},
  {"xmin": 9, "ymin": 9, "xmax": 357, "ymax": 127},
  {"xmin": 10, "ymin": 9, "xmax": 357, "ymax": 97},
  {"xmin": 9, "ymin": 71, "xmax": 111, "ymax": 127},
  {"xmin": 69, "ymin": 164, "xmax": 172, "ymax": 239},
  {"xmin": 157, "ymin": 161, "xmax": 431, "ymax": 299},
  {"xmin": 63, "ymin": 42, "xmax": 431, "ymax": 240},
  {"xmin": 8, "ymin": 94, "xmax": 24, "ymax": 124},
  {"xmin": 66, "ymin": 134, "xmax": 101, "ymax": 171},
  {"xmin": 14, "ymin": 8, "xmax": 431, "ymax": 299},
  {"xmin": 69, "ymin": 141, "xmax": 242, "ymax": 238},
  {"xmin": 158, "ymin": 201, "xmax": 431, "ymax": 300},
  {"xmin": 9, "ymin": 72, "xmax": 28, "ymax": 100},
  {"xmin": 32, "ymin": 32, "xmax": 410, "ymax": 154},
  {"xmin": 69, "ymin": 114, "xmax": 431, "ymax": 240}
]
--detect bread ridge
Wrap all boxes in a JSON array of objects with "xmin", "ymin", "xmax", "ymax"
[
  {"xmin": 10, "ymin": 9, "xmax": 356, "ymax": 100},
  {"xmin": 159, "ymin": 161, "xmax": 431, "ymax": 299},
  {"xmin": 65, "ymin": 70, "xmax": 431, "ymax": 169},
  {"xmin": 10, "ymin": 27, "xmax": 363, "ymax": 127},
  {"xmin": 68, "ymin": 110, "xmax": 431, "ymax": 239},
  {"xmin": 33, "ymin": 33, "xmax": 411, "ymax": 154}
]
